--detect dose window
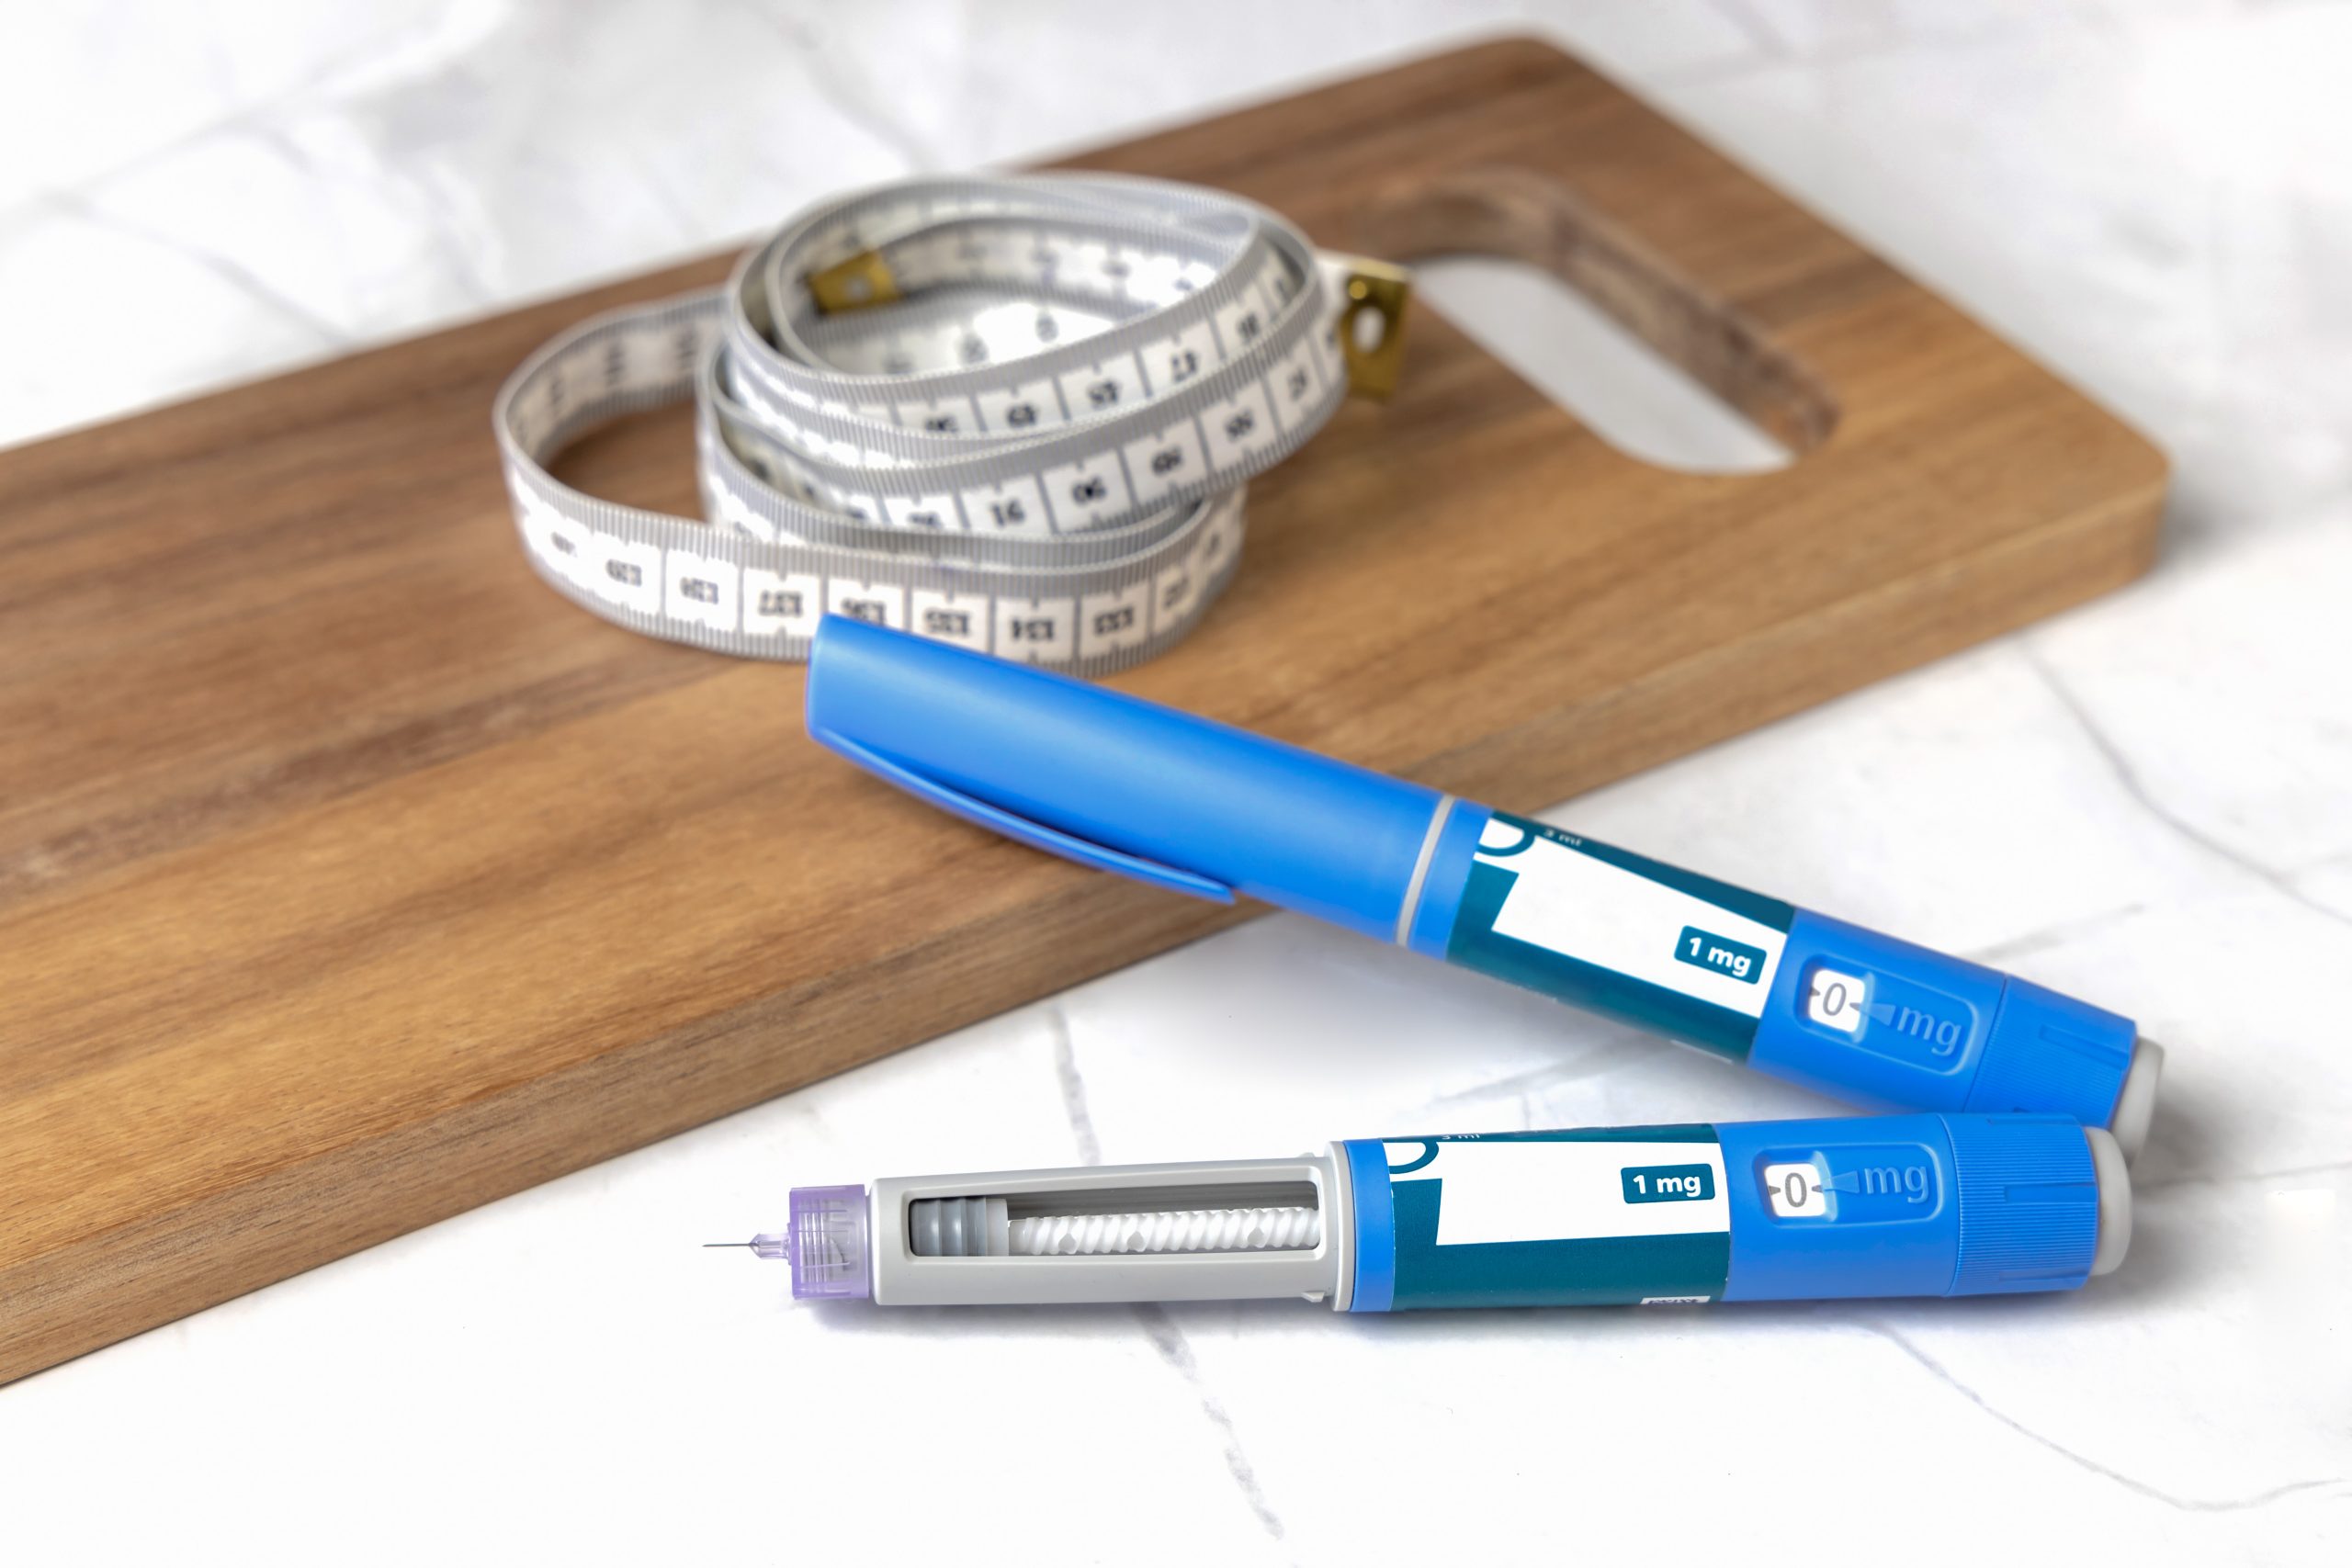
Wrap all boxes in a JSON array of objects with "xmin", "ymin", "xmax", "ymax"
[
  {"xmin": 1804, "ymin": 966, "xmax": 1866, "ymax": 1033},
  {"xmin": 1763, "ymin": 1161, "xmax": 1830, "ymax": 1218}
]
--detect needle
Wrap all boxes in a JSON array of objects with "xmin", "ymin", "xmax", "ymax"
[{"xmin": 707, "ymin": 1233, "xmax": 791, "ymax": 1259}]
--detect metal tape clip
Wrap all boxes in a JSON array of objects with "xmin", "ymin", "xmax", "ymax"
[
  {"xmin": 807, "ymin": 248, "xmax": 902, "ymax": 313},
  {"xmin": 1338, "ymin": 257, "xmax": 1411, "ymax": 400}
]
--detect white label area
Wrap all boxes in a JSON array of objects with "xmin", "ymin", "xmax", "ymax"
[
  {"xmin": 1475, "ymin": 819, "xmax": 1787, "ymax": 1018},
  {"xmin": 1385, "ymin": 1139, "xmax": 1731, "ymax": 1247}
]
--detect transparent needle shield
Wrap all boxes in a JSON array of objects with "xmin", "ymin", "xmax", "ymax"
[{"xmin": 772, "ymin": 1184, "xmax": 872, "ymax": 1301}]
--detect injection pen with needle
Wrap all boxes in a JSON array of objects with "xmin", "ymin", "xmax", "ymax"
[{"xmin": 715, "ymin": 1112, "xmax": 2128, "ymax": 1313}]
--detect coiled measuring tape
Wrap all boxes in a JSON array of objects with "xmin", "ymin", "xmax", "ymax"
[{"xmin": 496, "ymin": 175, "xmax": 1409, "ymax": 675}]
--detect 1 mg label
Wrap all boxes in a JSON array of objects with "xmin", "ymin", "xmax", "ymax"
[
  {"xmin": 1621, "ymin": 1162, "xmax": 1716, "ymax": 1204},
  {"xmin": 1675, "ymin": 926, "xmax": 1764, "ymax": 984},
  {"xmin": 1448, "ymin": 814, "xmax": 1794, "ymax": 1060}
]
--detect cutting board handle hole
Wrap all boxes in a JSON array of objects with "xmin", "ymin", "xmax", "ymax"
[{"xmin": 1352, "ymin": 167, "xmax": 1838, "ymax": 472}]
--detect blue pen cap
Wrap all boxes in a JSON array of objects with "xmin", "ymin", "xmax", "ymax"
[{"xmin": 805, "ymin": 616, "xmax": 1451, "ymax": 939}]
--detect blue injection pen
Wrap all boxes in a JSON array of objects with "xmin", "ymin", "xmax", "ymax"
[
  {"xmin": 730, "ymin": 1112, "xmax": 2129, "ymax": 1310},
  {"xmin": 805, "ymin": 617, "xmax": 2164, "ymax": 1152}
]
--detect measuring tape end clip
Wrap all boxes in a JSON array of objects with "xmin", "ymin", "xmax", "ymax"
[
  {"xmin": 806, "ymin": 248, "xmax": 903, "ymax": 314},
  {"xmin": 1338, "ymin": 257, "xmax": 1412, "ymax": 400}
]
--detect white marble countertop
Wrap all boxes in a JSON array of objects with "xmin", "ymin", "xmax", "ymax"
[{"xmin": 3, "ymin": 3, "xmax": 2346, "ymax": 1562}]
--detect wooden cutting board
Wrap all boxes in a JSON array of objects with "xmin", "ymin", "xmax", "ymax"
[{"xmin": 0, "ymin": 38, "xmax": 2164, "ymax": 1382}]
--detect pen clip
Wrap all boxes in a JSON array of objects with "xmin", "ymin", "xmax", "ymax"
[{"xmin": 813, "ymin": 729, "xmax": 1237, "ymax": 905}]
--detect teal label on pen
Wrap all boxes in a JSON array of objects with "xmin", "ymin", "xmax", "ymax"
[
  {"xmin": 1675, "ymin": 926, "xmax": 1765, "ymax": 985},
  {"xmin": 1447, "ymin": 814, "xmax": 1794, "ymax": 1061},
  {"xmin": 1374, "ymin": 1128, "xmax": 1730, "ymax": 1309},
  {"xmin": 1620, "ymin": 1162, "xmax": 1715, "ymax": 1204}
]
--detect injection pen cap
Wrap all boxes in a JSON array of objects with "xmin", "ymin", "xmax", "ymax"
[{"xmin": 805, "ymin": 615, "xmax": 1452, "ymax": 939}]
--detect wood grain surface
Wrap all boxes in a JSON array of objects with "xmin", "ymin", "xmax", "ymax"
[{"xmin": 0, "ymin": 38, "xmax": 2165, "ymax": 1382}]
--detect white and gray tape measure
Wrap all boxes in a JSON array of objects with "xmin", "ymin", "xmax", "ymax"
[{"xmin": 496, "ymin": 174, "xmax": 1408, "ymax": 675}]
